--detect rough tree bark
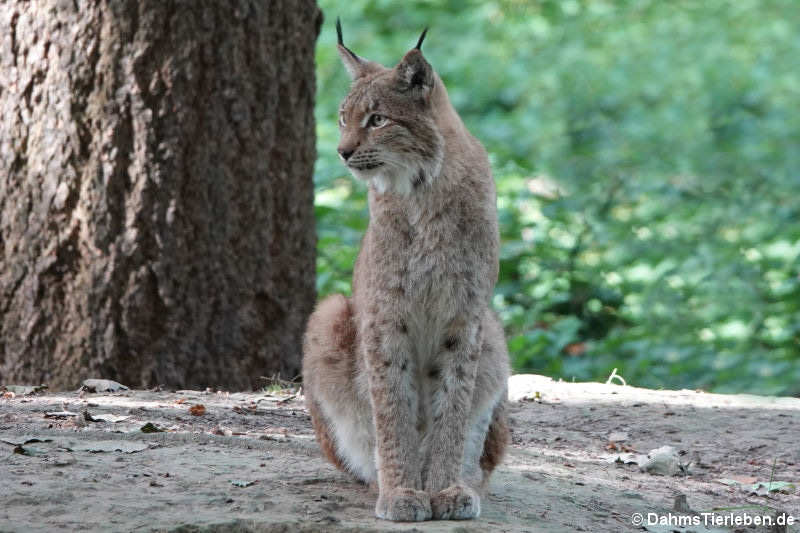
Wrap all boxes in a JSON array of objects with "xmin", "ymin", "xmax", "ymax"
[{"xmin": 0, "ymin": 1, "xmax": 322, "ymax": 389}]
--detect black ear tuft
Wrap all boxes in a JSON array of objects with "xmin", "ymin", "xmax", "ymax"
[
  {"xmin": 336, "ymin": 17, "xmax": 359, "ymax": 62},
  {"xmin": 336, "ymin": 17, "xmax": 344, "ymax": 46},
  {"xmin": 414, "ymin": 27, "xmax": 429, "ymax": 51},
  {"xmin": 338, "ymin": 17, "xmax": 379, "ymax": 79}
]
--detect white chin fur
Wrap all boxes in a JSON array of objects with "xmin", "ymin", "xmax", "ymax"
[
  {"xmin": 350, "ymin": 157, "xmax": 442, "ymax": 197},
  {"xmin": 371, "ymin": 171, "xmax": 413, "ymax": 197},
  {"xmin": 349, "ymin": 167, "xmax": 413, "ymax": 197}
]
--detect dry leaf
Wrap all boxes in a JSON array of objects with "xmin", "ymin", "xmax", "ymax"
[
  {"xmin": 45, "ymin": 411, "xmax": 79, "ymax": 418},
  {"xmin": 140, "ymin": 422, "xmax": 164, "ymax": 433},
  {"xmin": 86, "ymin": 413, "xmax": 130, "ymax": 423},
  {"xmin": 81, "ymin": 379, "xmax": 129, "ymax": 393},
  {"xmin": 189, "ymin": 404, "xmax": 206, "ymax": 416}
]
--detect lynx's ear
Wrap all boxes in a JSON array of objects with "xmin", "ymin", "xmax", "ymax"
[
  {"xmin": 394, "ymin": 28, "xmax": 434, "ymax": 95},
  {"xmin": 336, "ymin": 18, "xmax": 380, "ymax": 80}
]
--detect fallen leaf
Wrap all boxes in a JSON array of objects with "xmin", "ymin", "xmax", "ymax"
[
  {"xmin": 751, "ymin": 481, "xmax": 796, "ymax": 494},
  {"xmin": 81, "ymin": 379, "xmax": 129, "ymax": 393},
  {"xmin": 2, "ymin": 391, "xmax": 15, "ymax": 399},
  {"xmin": 189, "ymin": 404, "xmax": 206, "ymax": 416},
  {"xmin": 85, "ymin": 413, "xmax": 130, "ymax": 423},
  {"xmin": 230, "ymin": 479, "xmax": 257, "ymax": 488},
  {"xmin": 140, "ymin": 422, "xmax": 165, "ymax": 433},
  {"xmin": 639, "ymin": 445, "xmax": 680, "ymax": 476},
  {"xmin": 96, "ymin": 413, "xmax": 130, "ymax": 423},
  {"xmin": 45, "ymin": 411, "xmax": 79, "ymax": 418}
]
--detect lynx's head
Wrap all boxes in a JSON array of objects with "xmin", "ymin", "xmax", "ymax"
[{"xmin": 335, "ymin": 19, "xmax": 445, "ymax": 196}]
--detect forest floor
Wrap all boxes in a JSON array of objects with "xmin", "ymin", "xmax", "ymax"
[{"xmin": 1, "ymin": 375, "xmax": 798, "ymax": 533}]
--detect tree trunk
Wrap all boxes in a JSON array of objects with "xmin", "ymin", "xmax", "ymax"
[{"xmin": 0, "ymin": 1, "xmax": 321, "ymax": 390}]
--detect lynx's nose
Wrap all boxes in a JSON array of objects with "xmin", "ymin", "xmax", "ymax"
[{"xmin": 338, "ymin": 147, "xmax": 354, "ymax": 161}]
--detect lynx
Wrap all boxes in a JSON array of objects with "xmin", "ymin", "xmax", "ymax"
[{"xmin": 302, "ymin": 20, "xmax": 510, "ymax": 522}]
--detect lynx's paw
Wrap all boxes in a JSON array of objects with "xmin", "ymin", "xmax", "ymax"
[
  {"xmin": 431, "ymin": 484, "xmax": 480, "ymax": 520},
  {"xmin": 375, "ymin": 487, "xmax": 432, "ymax": 522}
]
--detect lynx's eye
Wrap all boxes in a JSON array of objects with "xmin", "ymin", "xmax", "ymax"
[{"xmin": 367, "ymin": 114, "xmax": 387, "ymax": 128}]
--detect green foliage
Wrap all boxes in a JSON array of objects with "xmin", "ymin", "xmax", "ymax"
[{"xmin": 314, "ymin": 0, "xmax": 800, "ymax": 395}]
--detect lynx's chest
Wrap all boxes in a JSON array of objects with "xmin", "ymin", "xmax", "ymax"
[
  {"xmin": 369, "ymin": 195, "xmax": 484, "ymax": 315},
  {"xmin": 356, "ymin": 183, "xmax": 497, "ymax": 360}
]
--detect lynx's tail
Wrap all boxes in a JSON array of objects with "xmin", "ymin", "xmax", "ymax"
[
  {"xmin": 479, "ymin": 399, "xmax": 510, "ymax": 487},
  {"xmin": 302, "ymin": 294, "xmax": 360, "ymax": 476}
]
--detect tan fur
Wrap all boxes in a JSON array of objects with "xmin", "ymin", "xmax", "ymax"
[
  {"xmin": 480, "ymin": 399, "xmax": 510, "ymax": 484},
  {"xmin": 303, "ymin": 26, "xmax": 510, "ymax": 522}
]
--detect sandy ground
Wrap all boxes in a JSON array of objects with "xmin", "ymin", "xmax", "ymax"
[{"xmin": 1, "ymin": 375, "xmax": 798, "ymax": 533}]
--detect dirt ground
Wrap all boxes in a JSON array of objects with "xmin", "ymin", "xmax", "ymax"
[{"xmin": 1, "ymin": 374, "xmax": 798, "ymax": 533}]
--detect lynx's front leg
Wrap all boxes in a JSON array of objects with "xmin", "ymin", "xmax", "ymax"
[
  {"xmin": 425, "ymin": 318, "xmax": 482, "ymax": 520},
  {"xmin": 363, "ymin": 311, "xmax": 432, "ymax": 522}
]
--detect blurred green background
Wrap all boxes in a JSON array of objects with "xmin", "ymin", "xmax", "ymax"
[{"xmin": 312, "ymin": 0, "xmax": 800, "ymax": 395}]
